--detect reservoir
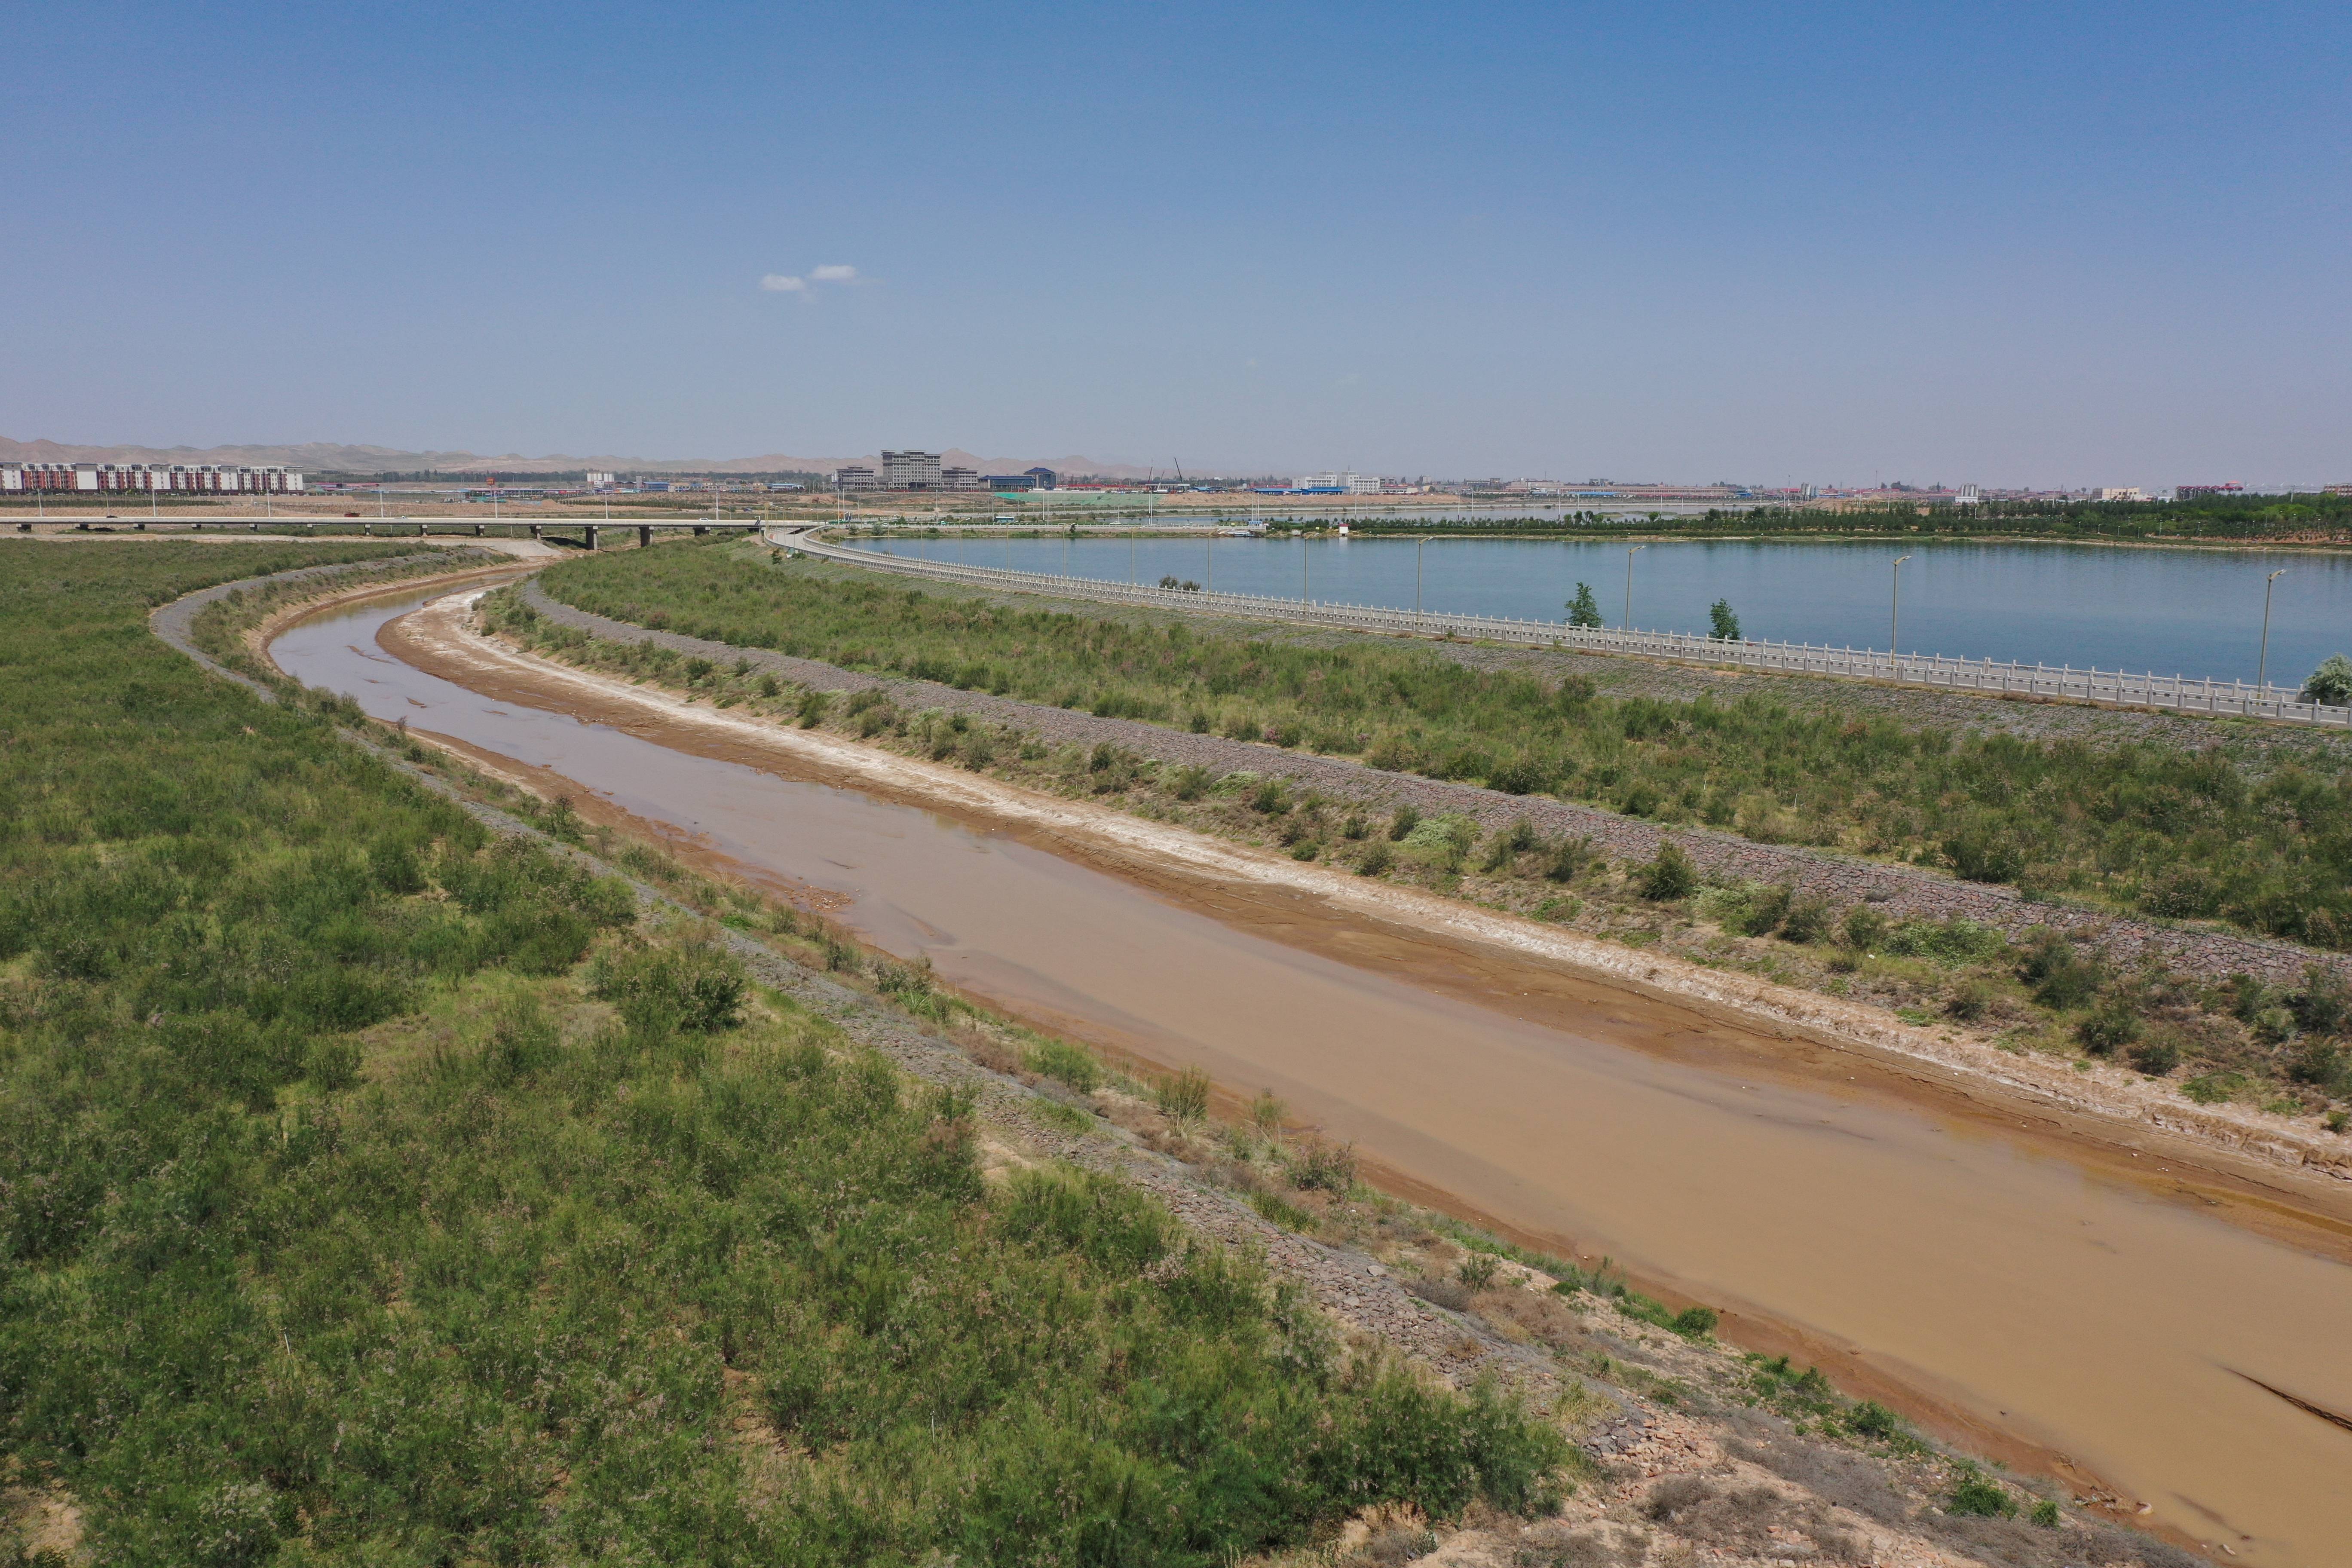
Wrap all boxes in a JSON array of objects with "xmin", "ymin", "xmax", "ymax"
[
  {"xmin": 273, "ymin": 584, "xmax": 2352, "ymax": 1566},
  {"xmin": 869, "ymin": 534, "xmax": 2352, "ymax": 688}
]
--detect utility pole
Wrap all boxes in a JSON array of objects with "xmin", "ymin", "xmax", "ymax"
[
  {"xmin": 1891, "ymin": 554, "xmax": 1913, "ymax": 657},
  {"xmin": 2258, "ymin": 567, "xmax": 2287, "ymax": 689},
  {"xmin": 1623, "ymin": 544, "xmax": 1645, "ymax": 628},
  {"xmin": 1416, "ymin": 535, "xmax": 1425, "ymax": 624}
]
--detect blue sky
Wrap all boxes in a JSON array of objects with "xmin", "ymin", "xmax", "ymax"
[{"xmin": 6, "ymin": 1, "xmax": 2346, "ymax": 484}]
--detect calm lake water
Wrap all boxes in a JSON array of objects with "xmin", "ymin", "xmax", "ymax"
[{"xmin": 870, "ymin": 535, "xmax": 2352, "ymax": 687}]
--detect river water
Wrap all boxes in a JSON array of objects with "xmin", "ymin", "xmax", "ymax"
[
  {"xmin": 274, "ymin": 587, "xmax": 2352, "ymax": 1565},
  {"xmin": 870, "ymin": 534, "xmax": 2352, "ymax": 687}
]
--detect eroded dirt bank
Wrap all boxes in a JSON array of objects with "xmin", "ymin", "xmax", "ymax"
[{"xmin": 269, "ymin": 585, "xmax": 2352, "ymax": 1564}]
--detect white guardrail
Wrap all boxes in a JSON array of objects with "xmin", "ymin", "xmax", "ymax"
[{"xmin": 779, "ymin": 530, "xmax": 2352, "ymax": 728}]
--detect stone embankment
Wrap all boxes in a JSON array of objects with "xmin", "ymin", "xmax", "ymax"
[{"xmin": 521, "ymin": 579, "xmax": 2346, "ymax": 986}]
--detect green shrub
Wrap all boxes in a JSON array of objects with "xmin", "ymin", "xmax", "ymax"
[
  {"xmin": 1948, "ymin": 1472, "xmax": 2018, "ymax": 1518},
  {"xmin": 1024, "ymin": 1037, "xmax": 1102, "ymax": 1093},
  {"xmin": 1637, "ymin": 842, "xmax": 1698, "ymax": 901},
  {"xmin": 2018, "ymin": 930, "xmax": 2103, "ymax": 1007},
  {"xmin": 2075, "ymin": 1005, "xmax": 2142, "ymax": 1057},
  {"xmin": 1356, "ymin": 839, "xmax": 1394, "ymax": 876},
  {"xmin": 2126, "ymin": 1033, "xmax": 2180, "ymax": 1075},
  {"xmin": 1397, "ymin": 813, "xmax": 1479, "ymax": 872},
  {"xmin": 1740, "ymin": 882, "xmax": 1793, "ymax": 936},
  {"xmin": 589, "ymin": 931, "xmax": 748, "ymax": 1032},
  {"xmin": 2286, "ymin": 1038, "xmax": 2345, "ymax": 1089},
  {"xmin": 1779, "ymin": 895, "xmax": 1833, "ymax": 943},
  {"xmin": 1669, "ymin": 1305, "xmax": 1719, "ymax": 1339},
  {"xmin": 998, "ymin": 1164, "xmax": 1175, "ymax": 1271},
  {"xmin": 1846, "ymin": 1401, "xmax": 1905, "ymax": 1440},
  {"xmin": 1289, "ymin": 1140, "xmax": 1358, "ymax": 1193},
  {"xmin": 1456, "ymin": 1252, "xmax": 1501, "ymax": 1290},
  {"xmin": 1156, "ymin": 1065, "xmax": 1212, "ymax": 1121},
  {"xmin": 1388, "ymin": 804, "xmax": 1421, "ymax": 841},
  {"xmin": 2031, "ymin": 1498, "xmax": 2063, "ymax": 1528},
  {"xmin": 1842, "ymin": 906, "xmax": 1889, "ymax": 951},
  {"xmin": 1940, "ymin": 980, "xmax": 1991, "ymax": 1021}
]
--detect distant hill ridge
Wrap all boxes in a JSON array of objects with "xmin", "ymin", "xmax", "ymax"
[{"xmin": 0, "ymin": 436, "xmax": 1195, "ymax": 481}]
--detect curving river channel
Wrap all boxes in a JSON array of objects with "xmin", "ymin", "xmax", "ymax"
[{"xmin": 273, "ymin": 584, "xmax": 2352, "ymax": 1566}]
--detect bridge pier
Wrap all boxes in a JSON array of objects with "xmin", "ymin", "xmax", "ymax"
[
  {"xmin": 586, "ymin": 525, "xmax": 599, "ymax": 551},
  {"xmin": 474, "ymin": 522, "xmax": 483, "ymax": 536},
  {"xmin": 639, "ymin": 525, "xmax": 652, "ymax": 549},
  {"xmin": 693, "ymin": 524, "xmax": 707, "ymax": 536},
  {"xmin": 530, "ymin": 524, "xmax": 542, "ymax": 541},
  {"xmin": 135, "ymin": 520, "xmax": 146, "ymax": 531}
]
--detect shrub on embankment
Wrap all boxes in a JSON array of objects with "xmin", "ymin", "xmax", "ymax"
[
  {"xmin": 539, "ymin": 543, "xmax": 2352, "ymax": 953},
  {"xmin": 0, "ymin": 544, "xmax": 1564, "ymax": 1562}
]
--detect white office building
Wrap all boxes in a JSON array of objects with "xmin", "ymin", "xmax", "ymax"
[{"xmin": 881, "ymin": 450, "xmax": 943, "ymax": 490}]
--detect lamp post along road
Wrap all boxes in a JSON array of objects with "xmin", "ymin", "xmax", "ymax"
[
  {"xmin": 2258, "ymin": 568, "xmax": 2287, "ymax": 691},
  {"xmin": 1623, "ymin": 544, "xmax": 1646, "ymax": 628},
  {"xmin": 1890, "ymin": 554, "xmax": 1913, "ymax": 662}
]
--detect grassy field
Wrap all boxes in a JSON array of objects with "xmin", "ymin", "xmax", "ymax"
[
  {"xmin": 540, "ymin": 543, "xmax": 2352, "ymax": 952},
  {"xmin": 0, "ymin": 544, "xmax": 1565, "ymax": 1564}
]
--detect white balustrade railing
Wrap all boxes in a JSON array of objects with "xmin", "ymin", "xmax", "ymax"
[{"xmin": 779, "ymin": 531, "xmax": 2352, "ymax": 728}]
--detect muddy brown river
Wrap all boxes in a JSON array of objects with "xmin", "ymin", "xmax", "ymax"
[{"xmin": 273, "ymin": 586, "xmax": 2352, "ymax": 1565}]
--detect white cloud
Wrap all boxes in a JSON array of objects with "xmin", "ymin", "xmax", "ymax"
[
  {"xmin": 810, "ymin": 264, "xmax": 858, "ymax": 282},
  {"xmin": 760, "ymin": 273, "xmax": 806, "ymax": 292}
]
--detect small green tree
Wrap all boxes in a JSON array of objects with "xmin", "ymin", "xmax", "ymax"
[
  {"xmin": 1708, "ymin": 598, "xmax": 1742, "ymax": 641},
  {"xmin": 2302, "ymin": 653, "xmax": 2352, "ymax": 706},
  {"xmin": 1566, "ymin": 582, "xmax": 1603, "ymax": 628}
]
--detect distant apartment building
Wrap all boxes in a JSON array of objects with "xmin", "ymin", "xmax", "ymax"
[
  {"xmin": 833, "ymin": 465, "xmax": 879, "ymax": 492},
  {"xmin": 940, "ymin": 466, "xmax": 980, "ymax": 491},
  {"xmin": 880, "ymin": 450, "xmax": 943, "ymax": 490},
  {"xmin": 2, "ymin": 461, "xmax": 301, "ymax": 493},
  {"xmin": 2097, "ymin": 487, "xmax": 2145, "ymax": 502},
  {"xmin": 2176, "ymin": 483, "xmax": 2242, "ymax": 499}
]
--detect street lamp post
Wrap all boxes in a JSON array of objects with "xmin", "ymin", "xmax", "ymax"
[
  {"xmin": 1890, "ymin": 554, "xmax": 1913, "ymax": 658},
  {"xmin": 2258, "ymin": 568, "xmax": 2288, "ymax": 690},
  {"xmin": 1415, "ymin": 535, "xmax": 1425, "ymax": 625},
  {"xmin": 1623, "ymin": 544, "xmax": 1646, "ymax": 628}
]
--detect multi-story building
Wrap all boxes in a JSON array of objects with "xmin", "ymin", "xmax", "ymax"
[
  {"xmin": 2, "ymin": 462, "xmax": 302, "ymax": 493},
  {"xmin": 833, "ymin": 465, "xmax": 879, "ymax": 492},
  {"xmin": 940, "ymin": 466, "xmax": 980, "ymax": 491},
  {"xmin": 880, "ymin": 450, "xmax": 943, "ymax": 490}
]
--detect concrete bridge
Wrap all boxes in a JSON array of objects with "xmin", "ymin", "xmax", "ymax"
[{"xmin": 17, "ymin": 515, "xmax": 766, "ymax": 549}]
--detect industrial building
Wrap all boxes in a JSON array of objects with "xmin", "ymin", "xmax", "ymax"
[
  {"xmin": 1, "ymin": 462, "xmax": 303, "ymax": 493},
  {"xmin": 1295, "ymin": 472, "xmax": 1382, "ymax": 495},
  {"xmin": 982, "ymin": 467, "xmax": 1058, "ymax": 492}
]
